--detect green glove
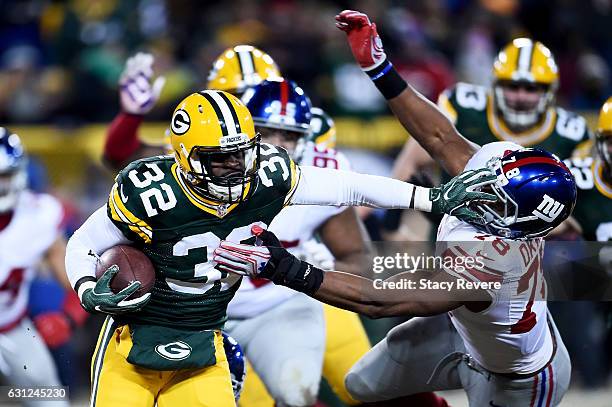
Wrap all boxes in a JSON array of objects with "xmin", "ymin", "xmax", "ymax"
[
  {"xmin": 80, "ymin": 265, "xmax": 151, "ymax": 314},
  {"xmin": 430, "ymin": 168, "xmax": 498, "ymax": 223}
]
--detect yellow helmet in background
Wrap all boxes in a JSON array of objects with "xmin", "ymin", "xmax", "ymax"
[
  {"xmin": 170, "ymin": 90, "xmax": 259, "ymax": 203},
  {"xmin": 492, "ymin": 38, "xmax": 559, "ymax": 130},
  {"xmin": 596, "ymin": 97, "xmax": 612, "ymax": 175},
  {"xmin": 207, "ymin": 45, "xmax": 281, "ymax": 96},
  {"xmin": 308, "ymin": 107, "xmax": 337, "ymax": 150}
]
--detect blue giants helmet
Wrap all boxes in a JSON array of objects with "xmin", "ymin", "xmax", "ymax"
[
  {"xmin": 0, "ymin": 127, "xmax": 27, "ymax": 213},
  {"xmin": 466, "ymin": 143, "xmax": 577, "ymax": 239},
  {"xmin": 222, "ymin": 332, "xmax": 246, "ymax": 401},
  {"xmin": 242, "ymin": 79, "xmax": 312, "ymax": 160}
]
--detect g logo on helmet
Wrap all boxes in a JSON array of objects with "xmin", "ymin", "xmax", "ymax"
[
  {"xmin": 533, "ymin": 194, "xmax": 565, "ymax": 223},
  {"xmin": 155, "ymin": 341, "xmax": 192, "ymax": 360},
  {"xmin": 171, "ymin": 109, "xmax": 191, "ymax": 135}
]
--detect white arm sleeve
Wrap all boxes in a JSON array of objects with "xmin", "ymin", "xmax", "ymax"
[
  {"xmin": 289, "ymin": 166, "xmax": 432, "ymax": 211},
  {"xmin": 65, "ymin": 205, "xmax": 131, "ymax": 290}
]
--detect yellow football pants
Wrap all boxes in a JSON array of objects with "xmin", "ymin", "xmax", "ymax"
[
  {"xmin": 90, "ymin": 317, "xmax": 235, "ymax": 407},
  {"xmin": 239, "ymin": 304, "xmax": 371, "ymax": 406}
]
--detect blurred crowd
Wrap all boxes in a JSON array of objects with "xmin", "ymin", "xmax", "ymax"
[{"xmin": 1, "ymin": 0, "xmax": 611, "ymax": 125}]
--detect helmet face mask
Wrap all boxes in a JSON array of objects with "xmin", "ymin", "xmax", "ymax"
[
  {"xmin": 464, "ymin": 149, "xmax": 576, "ymax": 239},
  {"xmin": 596, "ymin": 97, "xmax": 612, "ymax": 181},
  {"xmin": 184, "ymin": 136, "xmax": 260, "ymax": 204},
  {"xmin": 0, "ymin": 128, "xmax": 27, "ymax": 213},
  {"xmin": 596, "ymin": 133, "xmax": 612, "ymax": 181},
  {"xmin": 256, "ymin": 126, "xmax": 308, "ymax": 160},
  {"xmin": 493, "ymin": 80, "xmax": 554, "ymax": 131}
]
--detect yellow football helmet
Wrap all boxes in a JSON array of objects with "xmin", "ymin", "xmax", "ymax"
[
  {"xmin": 308, "ymin": 107, "xmax": 337, "ymax": 150},
  {"xmin": 492, "ymin": 38, "xmax": 559, "ymax": 130},
  {"xmin": 170, "ymin": 90, "xmax": 259, "ymax": 203},
  {"xmin": 207, "ymin": 45, "xmax": 281, "ymax": 96},
  {"xmin": 596, "ymin": 97, "xmax": 612, "ymax": 176}
]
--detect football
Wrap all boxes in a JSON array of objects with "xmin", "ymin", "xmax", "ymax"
[{"xmin": 95, "ymin": 245, "xmax": 156, "ymax": 299}]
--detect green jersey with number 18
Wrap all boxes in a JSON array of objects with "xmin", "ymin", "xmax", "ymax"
[
  {"xmin": 563, "ymin": 156, "xmax": 612, "ymax": 241},
  {"xmin": 438, "ymin": 82, "xmax": 591, "ymax": 159},
  {"xmin": 106, "ymin": 143, "xmax": 299, "ymax": 330}
]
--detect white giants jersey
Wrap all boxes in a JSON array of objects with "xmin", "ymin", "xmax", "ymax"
[
  {"xmin": 438, "ymin": 212, "xmax": 553, "ymax": 375},
  {"xmin": 227, "ymin": 142, "xmax": 351, "ymax": 318},
  {"xmin": 0, "ymin": 191, "xmax": 64, "ymax": 330}
]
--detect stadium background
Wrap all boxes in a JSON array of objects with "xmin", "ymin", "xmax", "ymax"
[{"xmin": 1, "ymin": 0, "xmax": 611, "ymax": 405}]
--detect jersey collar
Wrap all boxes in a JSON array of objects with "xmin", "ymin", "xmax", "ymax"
[{"xmin": 171, "ymin": 163, "xmax": 250, "ymax": 218}]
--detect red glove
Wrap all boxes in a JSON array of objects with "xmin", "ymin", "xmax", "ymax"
[
  {"xmin": 62, "ymin": 290, "xmax": 89, "ymax": 327},
  {"xmin": 33, "ymin": 312, "xmax": 72, "ymax": 349},
  {"xmin": 335, "ymin": 10, "xmax": 386, "ymax": 71}
]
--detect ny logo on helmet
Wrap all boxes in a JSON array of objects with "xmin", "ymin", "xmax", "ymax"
[{"xmin": 533, "ymin": 194, "xmax": 565, "ymax": 222}]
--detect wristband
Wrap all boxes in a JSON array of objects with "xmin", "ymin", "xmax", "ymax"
[{"xmin": 365, "ymin": 58, "xmax": 408, "ymax": 100}]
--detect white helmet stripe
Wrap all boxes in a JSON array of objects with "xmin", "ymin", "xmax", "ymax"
[
  {"xmin": 200, "ymin": 90, "xmax": 240, "ymax": 137},
  {"xmin": 237, "ymin": 50, "xmax": 255, "ymax": 76},
  {"xmin": 517, "ymin": 40, "xmax": 534, "ymax": 75}
]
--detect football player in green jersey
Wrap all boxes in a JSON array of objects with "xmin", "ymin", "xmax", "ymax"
[
  {"xmin": 66, "ymin": 89, "xmax": 497, "ymax": 406},
  {"xmin": 392, "ymin": 38, "xmax": 592, "ymax": 185},
  {"xmin": 564, "ymin": 97, "xmax": 612, "ymax": 242}
]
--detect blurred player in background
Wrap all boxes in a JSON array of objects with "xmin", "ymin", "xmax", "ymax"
[
  {"xmin": 0, "ymin": 127, "xmax": 73, "ymax": 407},
  {"xmin": 392, "ymin": 37, "xmax": 591, "ymax": 187},
  {"xmin": 565, "ymin": 97, "xmax": 612, "ymax": 242}
]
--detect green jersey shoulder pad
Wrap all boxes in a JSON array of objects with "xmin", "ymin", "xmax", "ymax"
[
  {"xmin": 256, "ymin": 143, "xmax": 300, "ymax": 204},
  {"xmin": 441, "ymin": 82, "xmax": 489, "ymax": 114},
  {"xmin": 107, "ymin": 155, "xmax": 176, "ymax": 243}
]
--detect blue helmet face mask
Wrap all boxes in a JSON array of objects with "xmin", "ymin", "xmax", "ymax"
[
  {"xmin": 0, "ymin": 127, "xmax": 27, "ymax": 213},
  {"xmin": 243, "ymin": 78, "xmax": 313, "ymax": 162},
  {"xmin": 468, "ymin": 148, "xmax": 577, "ymax": 239},
  {"xmin": 222, "ymin": 332, "xmax": 246, "ymax": 402}
]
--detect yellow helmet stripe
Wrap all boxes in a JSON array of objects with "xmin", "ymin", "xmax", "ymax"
[
  {"xmin": 517, "ymin": 39, "xmax": 534, "ymax": 76},
  {"xmin": 199, "ymin": 90, "xmax": 242, "ymax": 137}
]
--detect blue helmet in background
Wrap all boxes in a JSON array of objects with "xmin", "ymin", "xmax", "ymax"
[
  {"xmin": 468, "ymin": 146, "xmax": 577, "ymax": 239},
  {"xmin": 0, "ymin": 127, "xmax": 27, "ymax": 213},
  {"xmin": 222, "ymin": 332, "xmax": 246, "ymax": 402},
  {"xmin": 243, "ymin": 79, "xmax": 312, "ymax": 157}
]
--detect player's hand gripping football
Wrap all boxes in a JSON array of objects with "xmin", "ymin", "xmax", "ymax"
[
  {"xmin": 119, "ymin": 52, "xmax": 166, "ymax": 115},
  {"xmin": 430, "ymin": 168, "xmax": 498, "ymax": 223},
  {"xmin": 335, "ymin": 10, "xmax": 386, "ymax": 70},
  {"xmin": 214, "ymin": 226, "xmax": 324, "ymax": 295},
  {"xmin": 80, "ymin": 265, "xmax": 151, "ymax": 314}
]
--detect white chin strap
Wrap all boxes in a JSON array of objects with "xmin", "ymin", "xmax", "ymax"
[{"xmin": 494, "ymin": 86, "xmax": 550, "ymax": 130}]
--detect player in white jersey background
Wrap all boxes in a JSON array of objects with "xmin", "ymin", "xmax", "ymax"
[
  {"xmin": 214, "ymin": 10, "xmax": 578, "ymax": 407},
  {"xmin": 0, "ymin": 127, "xmax": 72, "ymax": 407}
]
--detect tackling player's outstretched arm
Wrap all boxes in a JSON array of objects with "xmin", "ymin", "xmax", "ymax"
[
  {"xmin": 336, "ymin": 10, "xmax": 477, "ymax": 176},
  {"xmin": 288, "ymin": 165, "xmax": 497, "ymax": 224},
  {"xmin": 318, "ymin": 207, "xmax": 372, "ymax": 276},
  {"xmin": 213, "ymin": 228, "xmax": 489, "ymax": 318}
]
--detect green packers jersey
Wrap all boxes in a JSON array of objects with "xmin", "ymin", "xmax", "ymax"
[
  {"xmin": 439, "ymin": 82, "xmax": 591, "ymax": 159},
  {"xmin": 106, "ymin": 143, "xmax": 299, "ymax": 330},
  {"xmin": 563, "ymin": 157, "xmax": 612, "ymax": 241}
]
